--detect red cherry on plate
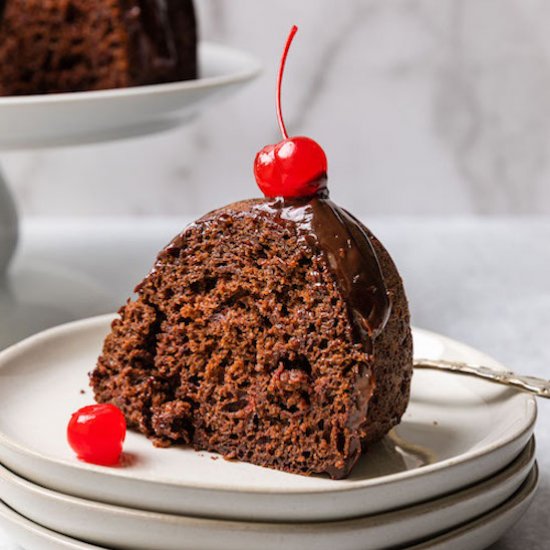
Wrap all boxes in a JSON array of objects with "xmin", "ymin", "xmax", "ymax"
[
  {"xmin": 67, "ymin": 404, "xmax": 126, "ymax": 466},
  {"xmin": 254, "ymin": 25, "xmax": 328, "ymax": 199},
  {"xmin": 254, "ymin": 136, "xmax": 327, "ymax": 198}
]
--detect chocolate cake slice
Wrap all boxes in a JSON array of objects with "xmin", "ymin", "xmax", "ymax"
[
  {"xmin": 91, "ymin": 197, "xmax": 413, "ymax": 479},
  {"xmin": 0, "ymin": 0, "xmax": 197, "ymax": 96}
]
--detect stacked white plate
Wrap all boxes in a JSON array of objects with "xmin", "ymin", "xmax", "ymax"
[{"xmin": 0, "ymin": 315, "xmax": 538, "ymax": 550}]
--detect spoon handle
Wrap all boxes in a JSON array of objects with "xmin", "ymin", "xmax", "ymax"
[{"xmin": 414, "ymin": 358, "xmax": 550, "ymax": 399}]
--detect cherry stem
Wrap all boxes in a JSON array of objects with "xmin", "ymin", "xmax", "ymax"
[{"xmin": 276, "ymin": 25, "xmax": 298, "ymax": 141}]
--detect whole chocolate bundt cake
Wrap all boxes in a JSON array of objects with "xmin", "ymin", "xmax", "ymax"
[
  {"xmin": 0, "ymin": 0, "xmax": 197, "ymax": 96},
  {"xmin": 91, "ymin": 196, "xmax": 413, "ymax": 479}
]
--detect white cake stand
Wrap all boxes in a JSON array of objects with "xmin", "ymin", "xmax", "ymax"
[{"xmin": 0, "ymin": 42, "xmax": 261, "ymax": 273}]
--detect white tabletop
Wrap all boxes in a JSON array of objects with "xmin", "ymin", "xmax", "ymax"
[{"xmin": 0, "ymin": 216, "xmax": 548, "ymax": 549}]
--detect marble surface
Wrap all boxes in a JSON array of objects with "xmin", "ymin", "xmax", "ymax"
[
  {"xmin": 0, "ymin": 216, "xmax": 548, "ymax": 549},
  {"xmin": 2, "ymin": 0, "xmax": 550, "ymax": 216}
]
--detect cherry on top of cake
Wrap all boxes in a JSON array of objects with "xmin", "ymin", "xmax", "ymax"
[{"xmin": 254, "ymin": 26, "xmax": 328, "ymax": 200}]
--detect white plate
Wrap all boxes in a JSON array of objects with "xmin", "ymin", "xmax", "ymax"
[
  {"xmin": 0, "ymin": 464, "xmax": 539, "ymax": 550},
  {"xmin": 0, "ymin": 442, "xmax": 536, "ymax": 550},
  {"xmin": 0, "ymin": 314, "xmax": 537, "ymax": 522},
  {"xmin": 0, "ymin": 42, "xmax": 260, "ymax": 149}
]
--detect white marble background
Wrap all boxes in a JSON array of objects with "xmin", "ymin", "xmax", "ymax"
[{"xmin": 2, "ymin": 0, "xmax": 550, "ymax": 217}]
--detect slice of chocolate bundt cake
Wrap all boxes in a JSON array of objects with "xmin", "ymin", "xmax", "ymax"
[
  {"xmin": 91, "ymin": 197, "xmax": 412, "ymax": 479},
  {"xmin": 91, "ymin": 25, "xmax": 413, "ymax": 479},
  {"xmin": 0, "ymin": 0, "xmax": 197, "ymax": 96}
]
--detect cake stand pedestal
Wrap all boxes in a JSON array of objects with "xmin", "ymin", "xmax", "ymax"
[{"xmin": 0, "ymin": 42, "xmax": 260, "ymax": 277}]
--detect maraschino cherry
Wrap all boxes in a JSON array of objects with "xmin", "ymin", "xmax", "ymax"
[
  {"xmin": 254, "ymin": 25, "xmax": 328, "ymax": 199},
  {"xmin": 67, "ymin": 404, "xmax": 126, "ymax": 466}
]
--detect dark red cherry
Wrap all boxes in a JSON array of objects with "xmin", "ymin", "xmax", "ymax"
[
  {"xmin": 254, "ymin": 136, "xmax": 327, "ymax": 198},
  {"xmin": 254, "ymin": 25, "xmax": 328, "ymax": 199},
  {"xmin": 67, "ymin": 404, "xmax": 126, "ymax": 466}
]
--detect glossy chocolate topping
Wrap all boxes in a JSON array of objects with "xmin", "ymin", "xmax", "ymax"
[{"xmin": 253, "ymin": 192, "xmax": 391, "ymax": 350}]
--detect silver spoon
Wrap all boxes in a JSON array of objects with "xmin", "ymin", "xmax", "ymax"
[{"xmin": 414, "ymin": 358, "xmax": 550, "ymax": 399}]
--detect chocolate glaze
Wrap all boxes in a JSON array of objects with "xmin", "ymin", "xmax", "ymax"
[{"xmin": 253, "ymin": 191, "xmax": 392, "ymax": 352}]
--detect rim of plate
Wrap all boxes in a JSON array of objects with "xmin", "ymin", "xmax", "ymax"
[
  {"xmin": 0, "ymin": 42, "xmax": 261, "ymax": 107},
  {"xmin": 0, "ymin": 313, "xmax": 538, "ymax": 495}
]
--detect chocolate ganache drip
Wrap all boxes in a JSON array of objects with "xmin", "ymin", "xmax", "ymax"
[{"xmin": 254, "ymin": 189, "xmax": 392, "ymax": 349}]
